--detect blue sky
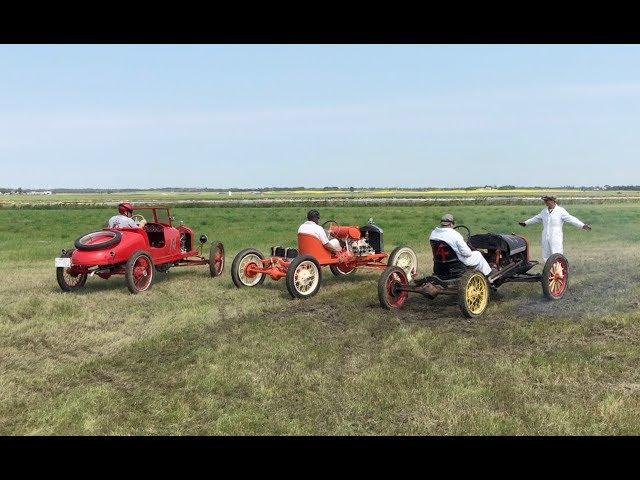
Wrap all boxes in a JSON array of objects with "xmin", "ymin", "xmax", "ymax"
[{"xmin": 0, "ymin": 44, "xmax": 639, "ymax": 189}]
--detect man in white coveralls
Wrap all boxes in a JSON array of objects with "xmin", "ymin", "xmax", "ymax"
[
  {"xmin": 518, "ymin": 196, "xmax": 591, "ymax": 261},
  {"xmin": 429, "ymin": 214, "xmax": 497, "ymax": 280}
]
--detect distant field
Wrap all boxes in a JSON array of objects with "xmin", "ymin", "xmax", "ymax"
[
  {"xmin": 1, "ymin": 203, "xmax": 640, "ymax": 434},
  {"xmin": 2, "ymin": 188, "xmax": 640, "ymax": 207}
]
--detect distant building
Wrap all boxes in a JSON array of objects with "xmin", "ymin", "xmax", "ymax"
[{"xmin": 26, "ymin": 190, "xmax": 52, "ymax": 195}]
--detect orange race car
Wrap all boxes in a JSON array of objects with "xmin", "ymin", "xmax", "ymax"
[{"xmin": 231, "ymin": 219, "xmax": 417, "ymax": 299}]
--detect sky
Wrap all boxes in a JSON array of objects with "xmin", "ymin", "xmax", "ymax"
[{"xmin": 0, "ymin": 44, "xmax": 639, "ymax": 189}]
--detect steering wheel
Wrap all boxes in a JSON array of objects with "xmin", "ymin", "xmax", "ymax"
[
  {"xmin": 132, "ymin": 214, "xmax": 147, "ymax": 226},
  {"xmin": 454, "ymin": 225, "xmax": 471, "ymax": 241},
  {"xmin": 321, "ymin": 220, "xmax": 339, "ymax": 237}
]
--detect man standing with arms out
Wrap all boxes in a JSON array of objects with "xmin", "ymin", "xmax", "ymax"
[
  {"xmin": 298, "ymin": 209, "xmax": 342, "ymax": 254},
  {"xmin": 519, "ymin": 196, "xmax": 591, "ymax": 262},
  {"xmin": 430, "ymin": 214, "xmax": 497, "ymax": 280}
]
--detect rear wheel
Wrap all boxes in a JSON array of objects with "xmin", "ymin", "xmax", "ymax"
[
  {"xmin": 209, "ymin": 241, "xmax": 225, "ymax": 277},
  {"xmin": 458, "ymin": 270, "xmax": 489, "ymax": 318},
  {"xmin": 378, "ymin": 266, "xmax": 409, "ymax": 310},
  {"xmin": 231, "ymin": 249, "xmax": 266, "ymax": 288},
  {"xmin": 388, "ymin": 246, "xmax": 418, "ymax": 281},
  {"xmin": 56, "ymin": 249, "xmax": 88, "ymax": 292},
  {"xmin": 330, "ymin": 264, "xmax": 357, "ymax": 276},
  {"xmin": 542, "ymin": 253, "xmax": 569, "ymax": 300},
  {"xmin": 125, "ymin": 251, "xmax": 154, "ymax": 294},
  {"xmin": 286, "ymin": 255, "xmax": 322, "ymax": 299}
]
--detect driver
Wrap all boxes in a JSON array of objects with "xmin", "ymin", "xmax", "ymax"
[
  {"xmin": 429, "ymin": 214, "xmax": 497, "ymax": 279},
  {"xmin": 297, "ymin": 209, "xmax": 342, "ymax": 254},
  {"xmin": 108, "ymin": 202, "xmax": 147, "ymax": 229}
]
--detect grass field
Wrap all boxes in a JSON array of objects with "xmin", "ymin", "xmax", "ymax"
[
  {"xmin": 1, "ymin": 203, "xmax": 640, "ymax": 434},
  {"xmin": 3, "ymin": 188, "xmax": 640, "ymax": 207}
]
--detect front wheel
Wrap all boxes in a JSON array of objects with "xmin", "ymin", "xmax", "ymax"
[
  {"xmin": 388, "ymin": 245, "xmax": 418, "ymax": 282},
  {"xmin": 56, "ymin": 249, "xmax": 88, "ymax": 292},
  {"xmin": 231, "ymin": 248, "xmax": 266, "ymax": 288},
  {"xmin": 541, "ymin": 253, "xmax": 569, "ymax": 300},
  {"xmin": 458, "ymin": 270, "xmax": 489, "ymax": 318},
  {"xmin": 209, "ymin": 240, "xmax": 225, "ymax": 277},
  {"xmin": 286, "ymin": 255, "xmax": 322, "ymax": 299},
  {"xmin": 378, "ymin": 266, "xmax": 409, "ymax": 310},
  {"xmin": 125, "ymin": 250, "xmax": 155, "ymax": 294}
]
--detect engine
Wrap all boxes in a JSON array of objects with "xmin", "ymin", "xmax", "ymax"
[
  {"xmin": 341, "ymin": 221, "xmax": 384, "ymax": 256},
  {"xmin": 348, "ymin": 238, "xmax": 376, "ymax": 256}
]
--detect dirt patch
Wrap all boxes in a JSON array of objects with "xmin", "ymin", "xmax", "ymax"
[{"xmin": 516, "ymin": 260, "xmax": 640, "ymax": 318}]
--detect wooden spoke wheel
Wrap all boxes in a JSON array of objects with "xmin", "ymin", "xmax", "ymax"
[
  {"xmin": 378, "ymin": 266, "xmax": 409, "ymax": 309},
  {"xmin": 458, "ymin": 270, "xmax": 489, "ymax": 318},
  {"xmin": 286, "ymin": 255, "xmax": 322, "ymax": 299},
  {"xmin": 125, "ymin": 250, "xmax": 154, "ymax": 294},
  {"xmin": 231, "ymin": 249, "xmax": 266, "ymax": 288},
  {"xmin": 542, "ymin": 253, "xmax": 569, "ymax": 300},
  {"xmin": 209, "ymin": 241, "xmax": 225, "ymax": 277}
]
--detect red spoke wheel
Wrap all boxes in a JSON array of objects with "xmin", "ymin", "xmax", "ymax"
[
  {"xmin": 209, "ymin": 240, "xmax": 225, "ymax": 277},
  {"xmin": 541, "ymin": 253, "xmax": 569, "ymax": 300},
  {"xmin": 56, "ymin": 249, "xmax": 87, "ymax": 292},
  {"xmin": 378, "ymin": 266, "xmax": 409, "ymax": 309},
  {"xmin": 125, "ymin": 250, "xmax": 154, "ymax": 294}
]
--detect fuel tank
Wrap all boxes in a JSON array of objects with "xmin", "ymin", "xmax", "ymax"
[
  {"xmin": 71, "ymin": 229, "xmax": 149, "ymax": 266},
  {"xmin": 468, "ymin": 233, "xmax": 527, "ymax": 256},
  {"xmin": 329, "ymin": 225, "xmax": 361, "ymax": 240}
]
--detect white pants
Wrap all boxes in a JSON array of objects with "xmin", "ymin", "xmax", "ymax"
[
  {"xmin": 541, "ymin": 237, "xmax": 562, "ymax": 262},
  {"xmin": 327, "ymin": 239, "xmax": 342, "ymax": 251},
  {"xmin": 461, "ymin": 251, "xmax": 492, "ymax": 275}
]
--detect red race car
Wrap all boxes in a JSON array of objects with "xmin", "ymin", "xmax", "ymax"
[
  {"xmin": 55, "ymin": 205, "xmax": 224, "ymax": 293},
  {"xmin": 231, "ymin": 219, "xmax": 417, "ymax": 299}
]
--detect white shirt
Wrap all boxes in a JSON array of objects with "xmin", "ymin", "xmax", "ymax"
[
  {"xmin": 108, "ymin": 214, "xmax": 138, "ymax": 228},
  {"xmin": 298, "ymin": 220, "xmax": 330, "ymax": 244},
  {"xmin": 524, "ymin": 206, "xmax": 584, "ymax": 241},
  {"xmin": 429, "ymin": 226, "xmax": 473, "ymax": 259}
]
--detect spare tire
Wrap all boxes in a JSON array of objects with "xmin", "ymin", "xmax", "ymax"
[{"xmin": 74, "ymin": 230, "xmax": 122, "ymax": 251}]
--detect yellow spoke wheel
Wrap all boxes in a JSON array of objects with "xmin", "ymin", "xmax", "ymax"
[{"xmin": 458, "ymin": 270, "xmax": 489, "ymax": 318}]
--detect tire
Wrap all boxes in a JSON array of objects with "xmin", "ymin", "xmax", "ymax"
[
  {"xmin": 542, "ymin": 253, "xmax": 569, "ymax": 300},
  {"xmin": 125, "ymin": 250, "xmax": 154, "ymax": 294},
  {"xmin": 330, "ymin": 264, "xmax": 357, "ymax": 276},
  {"xmin": 74, "ymin": 230, "xmax": 121, "ymax": 251},
  {"xmin": 286, "ymin": 255, "xmax": 322, "ymax": 299},
  {"xmin": 209, "ymin": 240, "xmax": 225, "ymax": 277},
  {"xmin": 56, "ymin": 249, "xmax": 88, "ymax": 292},
  {"xmin": 388, "ymin": 245, "xmax": 418, "ymax": 281},
  {"xmin": 378, "ymin": 266, "xmax": 409, "ymax": 310},
  {"xmin": 458, "ymin": 270, "xmax": 490, "ymax": 318},
  {"xmin": 231, "ymin": 248, "xmax": 266, "ymax": 288}
]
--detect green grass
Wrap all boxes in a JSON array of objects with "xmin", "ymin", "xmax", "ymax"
[
  {"xmin": 1, "ymin": 203, "xmax": 640, "ymax": 434},
  {"xmin": 3, "ymin": 187, "xmax": 640, "ymax": 206}
]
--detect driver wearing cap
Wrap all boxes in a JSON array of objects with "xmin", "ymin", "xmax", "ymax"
[
  {"xmin": 298, "ymin": 209, "xmax": 342, "ymax": 254},
  {"xmin": 108, "ymin": 202, "xmax": 147, "ymax": 229},
  {"xmin": 429, "ymin": 214, "xmax": 496, "ymax": 279}
]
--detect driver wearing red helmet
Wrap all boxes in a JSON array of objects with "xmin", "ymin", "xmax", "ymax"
[{"xmin": 108, "ymin": 202, "xmax": 147, "ymax": 228}]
